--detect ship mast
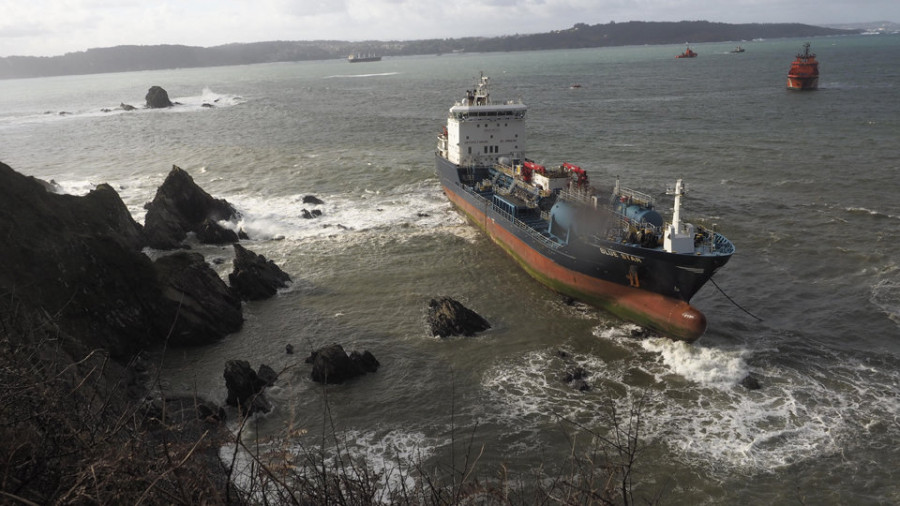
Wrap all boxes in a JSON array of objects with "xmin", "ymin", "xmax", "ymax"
[
  {"xmin": 664, "ymin": 179, "xmax": 695, "ymax": 254},
  {"xmin": 671, "ymin": 179, "xmax": 684, "ymax": 231}
]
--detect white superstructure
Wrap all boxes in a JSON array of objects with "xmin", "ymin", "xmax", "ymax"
[{"xmin": 437, "ymin": 73, "xmax": 527, "ymax": 167}]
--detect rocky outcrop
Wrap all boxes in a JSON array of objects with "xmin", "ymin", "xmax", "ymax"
[
  {"xmin": 426, "ymin": 297, "xmax": 491, "ymax": 337},
  {"xmin": 196, "ymin": 217, "xmax": 240, "ymax": 245},
  {"xmin": 228, "ymin": 244, "xmax": 291, "ymax": 301},
  {"xmin": 223, "ymin": 360, "xmax": 273, "ymax": 416},
  {"xmin": 562, "ymin": 367, "xmax": 591, "ymax": 392},
  {"xmin": 154, "ymin": 252, "xmax": 243, "ymax": 347},
  {"xmin": 0, "ymin": 162, "xmax": 168, "ymax": 358},
  {"xmin": 143, "ymin": 165, "xmax": 239, "ymax": 249},
  {"xmin": 145, "ymin": 86, "xmax": 173, "ymax": 108},
  {"xmin": 305, "ymin": 343, "xmax": 380, "ymax": 384},
  {"xmin": 740, "ymin": 374, "xmax": 762, "ymax": 390},
  {"xmin": 0, "ymin": 162, "xmax": 246, "ymax": 358}
]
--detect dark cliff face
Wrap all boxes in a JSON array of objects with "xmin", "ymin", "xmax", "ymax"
[
  {"xmin": 0, "ymin": 162, "xmax": 242, "ymax": 359},
  {"xmin": 0, "ymin": 162, "xmax": 169, "ymax": 358}
]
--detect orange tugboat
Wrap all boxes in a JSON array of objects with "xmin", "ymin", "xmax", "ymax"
[
  {"xmin": 676, "ymin": 46, "xmax": 697, "ymax": 58},
  {"xmin": 787, "ymin": 42, "xmax": 819, "ymax": 90}
]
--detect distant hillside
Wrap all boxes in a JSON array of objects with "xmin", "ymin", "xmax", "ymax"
[{"xmin": 0, "ymin": 20, "xmax": 858, "ymax": 79}]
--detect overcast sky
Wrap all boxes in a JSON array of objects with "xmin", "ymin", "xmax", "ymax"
[{"xmin": 1, "ymin": 0, "xmax": 897, "ymax": 57}]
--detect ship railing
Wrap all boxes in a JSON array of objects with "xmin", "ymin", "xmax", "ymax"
[
  {"xmin": 591, "ymin": 215, "xmax": 666, "ymax": 249},
  {"xmin": 454, "ymin": 181, "xmax": 567, "ymax": 253},
  {"xmin": 558, "ymin": 187, "xmax": 596, "ymax": 206},
  {"xmin": 615, "ymin": 187, "xmax": 654, "ymax": 207}
]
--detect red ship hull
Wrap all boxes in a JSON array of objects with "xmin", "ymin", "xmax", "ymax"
[{"xmin": 787, "ymin": 76, "xmax": 819, "ymax": 90}]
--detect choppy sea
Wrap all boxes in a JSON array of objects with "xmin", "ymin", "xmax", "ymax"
[{"xmin": 1, "ymin": 34, "xmax": 898, "ymax": 504}]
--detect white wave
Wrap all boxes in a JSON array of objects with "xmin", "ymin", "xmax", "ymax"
[
  {"xmin": 223, "ymin": 181, "xmax": 455, "ymax": 243},
  {"xmin": 166, "ymin": 86, "xmax": 246, "ymax": 111},
  {"xmin": 323, "ymin": 72, "xmax": 400, "ymax": 79},
  {"xmin": 845, "ymin": 206, "xmax": 900, "ymax": 220},
  {"xmin": 871, "ymin": 277, "xmax": 900, "ymax": 323},
  {"xmin": 52, "ymin": 179, "xmax": 97, "ymax": 196},
  {"xmin": 638, "ymin": 337, "xmax": 749, "ymax": 388},
  {"xmin": 478, "ymin": 324, "xmax": 900, "ymax": 480},
  {"xmin": 0, "ymin": 87, "xmax": 244, "ymax": 127}
]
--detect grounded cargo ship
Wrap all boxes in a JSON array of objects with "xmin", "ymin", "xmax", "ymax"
[
  {"xmin": 787, "ymin": 42, "xmax": 819, "ymax": 90},
  {"xmin": 435, "ymin": 74, "xmax": 734, "ymax": 341}
]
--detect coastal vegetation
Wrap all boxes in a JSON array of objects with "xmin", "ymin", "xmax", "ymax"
[{"xmin": 0, "ymin": 20, "xmax": 856, "ymax": 79}]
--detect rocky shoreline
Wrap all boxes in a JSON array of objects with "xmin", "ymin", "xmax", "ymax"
[
  {"xmin": 0, "ymin": 157, "xmax": 497, "ymax": 503},
  {"xmin": 0, "ymin": 160, "xmax": 295, "ymax": 503}
]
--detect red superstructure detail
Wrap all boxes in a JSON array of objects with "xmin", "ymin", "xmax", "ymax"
[{"xmin": 787, "ymin": 42, "xmax": 819, "ymax": 91}]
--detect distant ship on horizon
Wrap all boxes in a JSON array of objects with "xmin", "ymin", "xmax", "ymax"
[{"xmin": 348, "ymin": 53, "xmax": 381, "ymax": 63}]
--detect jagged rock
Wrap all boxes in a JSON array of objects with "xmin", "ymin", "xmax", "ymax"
[
  {"xmin": 143, "ymin": 165, "xmax": 239, "ymax": 249},
  {"xmin": 562, "ymin": 367, "xmax": 589, "ymax": 383},
  {"xmin": 349, "ymin": 350, "xmax": 380, "ymax": 374},
  {"xmin": 426, "ymin": 297, "xmax": 491, "ymax": 337},
  {"xmin": 0, "ymin": 161, "xmax": 251, "ymax": 366},
  {"xmin": 257, "ymin": 364, "xmax": 278, "ymax": 387},
  {"xmin": 223, "ymin": 360, "xmax": 271, "ymax": 416},
  {"xmin": 154, "ymin": 252, "xmax": 243, "ymax": 346},
  {"xmin": 630, "ymin": 328, "xmax": 651, "ymax": 339},
  {"xmin": 306, "ymin": 343, "xmax": 380, "ymax": 384},
  {"xmin": 0, "ymin": 162, "xmax": 174, "ymax": 359},
  {"xmin": 285, "ymin": 343, "xmax": 294, "ymax": 355},
  {"xmin": 562, "ymin": 366, "xmax": 591, "ymax": 391},
  {"xmin": 120, "ymin": 102, "xmax": 136, "ymax": 111},
  {"xmin": 303, "ymin": 195, "xmax": 324, "ymax": 205},
  {"xmin": 301, "ymin": 208, "xmax": 322, "ymax": 219},
  {"xmin": 196, "ymin": 218, "xmax": 239, "ymax": 244},
  {"xmin": 740, "ymin": 374, "xmax": 762, "ymax": 390},
  {"xmin": 228, "ymin": 244, "xmax": 291, "ymax": 301},
  {"xmin": 145, "ymin": 86, "xmax": 173, "ymax": 108}
]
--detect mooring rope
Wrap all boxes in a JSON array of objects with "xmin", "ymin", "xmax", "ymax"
[{"xmin": 710, "ymin": 276, "xmax": 763, "ymax": 321}]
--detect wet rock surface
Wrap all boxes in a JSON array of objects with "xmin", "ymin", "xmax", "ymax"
[
  {"xmin": 228, "ymin": 243, "xmax": 292, "ymax": 301},
  {"xmin": 305, "ymin": 343, "xmax": 380, "ymax": 384},
  {"xmin": 427, "ymin": 297, "xmax": 491, "ymax": 337},
  {"xmin": 145, "ymin": 85, "xmax": 174, "ymax": 108},
  {"xmin": 154, "ymin": 251, "xmax": 244, "ymax": 346},
  {"xmin": 223, "ymin": 360, "xmax": 273, "ymax": 416},
  {"xmin": 143, "ymin": 165, "xmax": 239, "ymax": 249}
]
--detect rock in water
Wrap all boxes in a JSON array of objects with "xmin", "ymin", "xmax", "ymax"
[
  {"xmin": 740, "ymin": 374, "xmax": 762, "ymax": 390},
  {"xmin": 228, "ymin": 244, "xmax": 291, "ymax": 300},
  {"xmin": 145, "ymin": 86, "xmax": 173, "ymax": 108},
  {"xmin": 223, "ymin": 360, "xmax": 271, "ymax": 416},
  {"xmin": 196, "ymin": 218, "xmax": 239, "ymax": 245},
  {"xmin": 427, "ymin": 297, "xmax": 491, "ymax": 337},
  {"xmin": 306, "ymin": 343, "xmax": 379, "ymax": 384},
  {"xmin": 144, "ymin": 165, "xmax": 239, "ymax": 249},
  {"xmin": 154, "ymin": 252, "xmax": 243, "ymax": 346}
]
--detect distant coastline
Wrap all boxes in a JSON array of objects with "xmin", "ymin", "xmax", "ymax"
[{"xmin": 0, "ymin": 20, "xmax": 862, "ymax": 80}]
